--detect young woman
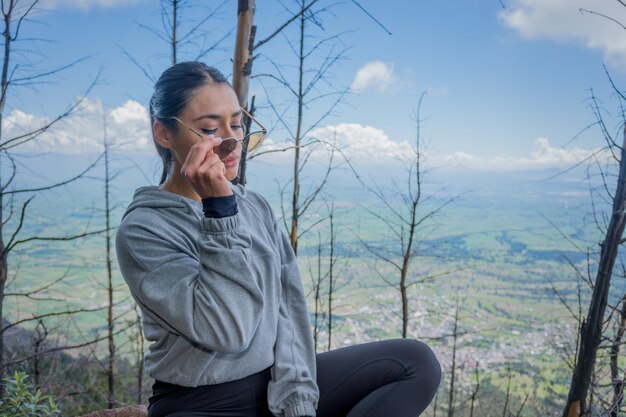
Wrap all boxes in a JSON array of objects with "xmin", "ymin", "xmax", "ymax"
[{"xmin": 116, "ymin": 61, "xmax": 441, "ymax": 417}]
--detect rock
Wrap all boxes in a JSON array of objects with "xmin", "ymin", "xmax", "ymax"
[{"xmin": 76, "ymin": 405, "xmax": 148, "ymax": 417}]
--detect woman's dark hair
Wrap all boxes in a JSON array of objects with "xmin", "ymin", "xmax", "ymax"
[{"xmin": 149, "ymin": 61, "xmax": 230, "ymax": 184}]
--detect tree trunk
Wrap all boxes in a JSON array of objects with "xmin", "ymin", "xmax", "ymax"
[
  {"xmin": 232, "ymin": 0, "xmax": 255, "ymax": 108},
  {"xmin": 172, "ymin": 0, "xmax": 178, "ymax": 64},
  {"xmin": 447, "ymin": 300, "xmax": 459, "ymax": 417},
  {"xmin": 289, "ymin": 0, "xmax": 306, "ymax": 254},
  {"xmin": 609, "ymin": 297, "xmax": 626, "ymax": 417},
  {"xmin": 327, "ymin": 214, "xmax": 334, "ymax": 351},
  {"xmin": 313, "ymin": 231, "xmax": 322, "ymax": 352},
  {"xmin": 563, "ymin": 126, "xmax": 626, "ymax": 417},
  {"xmin": 0, "ymin": 5, "xmax": 12, "ymax": 399},
  {"xmin": 135, "ymin": 305, "xmax": 144, "ymax": 405},
  {"xmin": 104, "ymin": 129, "xmax": 115, "ymax": 409},
  {"xmin": 469, "ymin": 363, "xmax": 479, "ymax": 417}
]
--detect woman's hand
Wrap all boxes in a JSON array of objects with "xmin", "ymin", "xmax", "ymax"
[{"xmin": 180, "ymin": 135, "xmax": 232, "ymax": 198}]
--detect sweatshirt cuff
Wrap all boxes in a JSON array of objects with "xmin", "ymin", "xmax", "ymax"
[
  {"xmin": 201, "ymin": 194, "xmax": 238, "ymax": 218},
  {"xmin": 284, "ymin": 401, "xmax": 316, "ymax": 417}
]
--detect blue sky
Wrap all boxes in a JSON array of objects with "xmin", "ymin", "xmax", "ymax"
[{"xmin": 8, "ymin": 0, "xmax": 626, "ymax": 171}]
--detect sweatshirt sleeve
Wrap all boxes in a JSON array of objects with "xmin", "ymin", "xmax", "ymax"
[
  {"xmin": 267, "ymin": 218, "xmax": 319, "ymax": 417},
  {"xmin": 116, "ymin": 212, "xmax": 264, "ymax": 354}
]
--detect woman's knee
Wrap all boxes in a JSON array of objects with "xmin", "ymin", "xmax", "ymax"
[{"xmin": 394, "ymin": 339, "xmax": 442, "ymax": 391}]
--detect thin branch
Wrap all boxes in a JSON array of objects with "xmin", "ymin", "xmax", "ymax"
[
  {"xmin": 349, "ymin": 0, "xmax": 392, "ymax": 34},
  {"xmin": 4, "ymin": 153, "xmax": 103, "ymax": 195},
  {"xmin": 10, "ymin": 55, "xmax": 91, "ymax": 84},
  {"xmin": 579, "ymin": 8, "xmax": 626, "ymax": 30},
  {"xmin": 8, "ymin": 227, "xmax": 107, "ymax": 253},
  {"xmin": 118, "ymin": 45, "xmax": 155, "ymax": 83},
  {"xmin": 253, "ymin": 0, "xmax": 321, "ymax": 51},
  {"xmin": 0, "ymin": 74, "xmax": 100, "ymax": 150},
  {"xmin": 3, "ymin": 306, "xmax": 109, "ymax": 333},
  {"xmin": 4, "ymin": 321, "xmax": 135, "ymax": 367}
]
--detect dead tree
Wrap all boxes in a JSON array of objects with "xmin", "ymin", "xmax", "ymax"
[
  {"xmin": 103, "ymin": 114, "xmax": 116, "ymax": 409},
  {"xmin": 563, "ymin": 114, "xmax": 626, "ymax": 416},
  {"xmin": 357, "ymin": 94, "xmax": 456, "ymax": 337},
  {"xmin": 326, "ymin": 209, "xmax": 338, "ymax": 351},
  {"xmin": 0, "ymin": 0, "xmax": 103, "ymax": 397},
  {"xmin": 609, "ymin": 296, "xmax": 625, "ymax": 417},
  {"xmin": 232, "ymin": 1, "xmax": 389, "ymax": 186},
  {"xmin": 447, "ymin": 298, "xmax": 460, "ymax": 417},
  {"xmin": 231, "ymin": 0, "xmax": 321, "ymax": 185},
  {"xmin": 502, "ymin": 366, "xmax": 512, "ymax": 417},
  {"xmin": 309, "ymin": 230, "xmax": 326, "ymax": 352},
  {"xmin": 122, "ymin": 0, "xmax": 231, "ymax": 82},
  {"xmin": 134, "ymin": 305, "xmax": 145, "ymax": 405},
  {"xmin": 305, "ymin": 202, "xmax": 342, "ymax": 352},
  {"xmin": 469, "ymin": 361, "xmax": 480, "ymax": 417},
  {"xmin": 252, "ymin": 1, "xmax": 350, "ymax": 254}
]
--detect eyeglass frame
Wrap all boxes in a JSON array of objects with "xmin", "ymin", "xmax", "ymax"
[{"xmin": 168, "ymin": 107, "xmax": 267, "ymax": 157}]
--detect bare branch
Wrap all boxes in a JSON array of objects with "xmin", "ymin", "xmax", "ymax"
[
  {"xmin": 5, "ymin": 268, "xmax": 70, "ymax": 299},
  {"xmin": 4, "ymin": 153, "xmax": 103, "ymax": 195},
  {"xmin": 10, "ymin": 55, "xmax": 91, "ymax": 84},
  {"xmin": 118, "ymin": 45, "xmax": 155, "ymax": 83},
  {"xmin": 11, "ymin": 0, "xmax": 38, "ymax": 42},
  {"xmin": 8, "ymin": 227, "xmax": 107, "ymax": 253},
  {"xmin": 3, "ymin": 305, "xmax": 109, "ymax": 333},
  {"xmin": 195, "ymin": 27, "xmax": 233, "ymax": 60},
  {"xmin": 355, "ymin": 234, "xmax": 402, "ymax": 271},
  {"xmin": 253, "ymin": 0, "xmax": 321, "ymax": 51},
  {"xmin": 579, "ymin": 8, "xmax": 626, "ymax": 30},
  {"xmin": 4, "ymin": 320, "xmax": 135, "ymax": 367},
  {"xmin": 0, "ymin": 74, "xmax": 100, "ymax": 150},
  {"xmin": 349, "ymin": 0, "xmax": 392, "ymax": 35}
]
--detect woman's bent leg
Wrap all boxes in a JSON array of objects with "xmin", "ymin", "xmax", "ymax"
[{"xmin": 316, "ymin": 339, "xmax": 441, "ymax": 417}]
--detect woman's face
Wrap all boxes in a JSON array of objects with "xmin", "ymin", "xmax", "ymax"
[{"xmin": 167, "ymin": 83, "xmax": 244, "ymax": 181}]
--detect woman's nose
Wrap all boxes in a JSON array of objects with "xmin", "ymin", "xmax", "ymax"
[{"xmin": 222, "ymin": 124, "xmax": 236, "ymax": 139}]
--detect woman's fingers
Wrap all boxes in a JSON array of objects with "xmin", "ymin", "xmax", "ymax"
[
  {"xmin": 181, "ymin": 136, "xmax": 221, "ymax": 177},
  {"xmin": 181, "ymin": 137, "xmax": 232, "ymax": 198}
]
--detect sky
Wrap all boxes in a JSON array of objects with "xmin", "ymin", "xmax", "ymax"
[{"xmin": 6, "ymin": 0, "xmax": 626, "ymax": 173}]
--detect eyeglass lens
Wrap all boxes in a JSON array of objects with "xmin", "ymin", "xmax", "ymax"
[
  {"xmin": 246, "ymin": 132, "xmax": 265, "ymax": 152},
  {"xmin": 216, "ymin": 132, "xmax": 265, "ymax": 158}
]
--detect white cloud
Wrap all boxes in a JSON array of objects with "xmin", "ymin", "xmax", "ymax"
[
  {"xmin": 39, "ymin": 0, "xmax": 146, "ymax": 10},
  {"xmin": 251, "ymin": 123, "xmax": 416, "ymax": 173},
  {"xmin": 500, "ymin": 0, "xmax": 626, "ymax": 65},
  {"xmin": 436, "ymin": 137, "xmax": 604, "ymax": 170},
  {"xmin": 351, "ymin": 61, "xmax": 396, "ymax": 93},
  {"xmin": 11, "ymin": 105, "xmax": 601, "ymax": 172},
  {"xmin": 3, "ymin": 98, "xmax": 152, "ymax": 154},
  {"xmin": 308, "ymin": 123, "xmax": 414, "ymax": 162},
  {"xmin": 257, "ymin": 125, "xmax": 601, "ymax": 172}
]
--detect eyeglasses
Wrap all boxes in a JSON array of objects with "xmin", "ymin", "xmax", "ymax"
[{"xmin": 169, "ymin": 107, "xmax": 267, "ymax": 159}]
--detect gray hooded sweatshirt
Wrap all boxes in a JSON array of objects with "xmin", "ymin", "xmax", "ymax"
[{"xmin": 115, "ymin": 185, "xmax": 318, "ymax": 417}]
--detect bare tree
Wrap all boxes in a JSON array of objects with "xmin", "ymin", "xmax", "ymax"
[
  {"xmin": 447, "ymin": 298, "xmax": 460, "ymax": 417},
  {"xmin": 0, "ymin": 0, "xmax": 105, "ymax": 397},
  {"xmin": 357, "ymin": 94, "xmax": 456, "ymax": 337},
  {"xmin": 134, "ymin": 305, "xmax": 145, "ymax": 405},
  {"xmin": 252, "ymin": 2, "xmax": 352, "ymax": 254},
  {"xmin": 122, "ymin": 0, "xmax": 231, "ymax": 82},
  {"xmin": 326, "ymin": 208, "xmax": 338, "ymax": 351},
  {"xmin": 231, "ymin": 0, "xmax": 322, "ymax": 185},
  {"xmin": 468, "ymin": 361, "xmax": 480, "ymax": 417},
  {"xmin": 563, "ymin": 101, "xmax": 626, "ymax": 417},
  {"xmin": 609, "ymin": 296, "xmax": 625, "ymax": 417},
  {"xmin": 103, "ymin": 114, "xmax": 116, "ymax": 409},
  {"xmin": 502, "ymin": 366, "xmax": 512, "ymax": 417},
  {"xmin": 309, "ymin": 229, "xmax": 326, "ymax": 352}
]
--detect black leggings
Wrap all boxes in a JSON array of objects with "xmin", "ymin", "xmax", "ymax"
[{"xmin": 148, "ymin": 339, "xmax": 442, "ymax": 417}]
